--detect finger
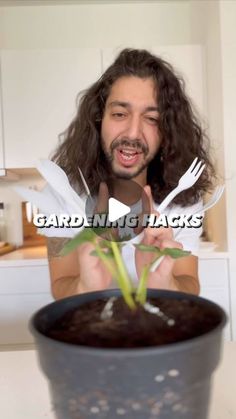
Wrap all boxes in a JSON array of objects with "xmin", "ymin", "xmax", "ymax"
[
  {"xmin": 134, "ymin": 185, "xmax": 155, "ymax": 235},
  {"xmin": 143, "ymin": 185, "xmax": 154, "ymax": 214},
  {"xmin": 94, "ymin": 182, "xmax": 109, "ymax": 214},
  {"xmin": 143, "ymin": 185, "xmax": 164, "ymax": 232},
  {"xmin": 159, "ymin": 238, "xmax": 183, "ymax": 250},
  {"xmin": 153, "ymin": 226, "xmax": 173, "ymax": 241},
  {"xmin": 148, "ymin": 255, "xmax": 176, "ymax": 285},
  {"xmin": 151, "ymin": 255, "xmax": 174, "ymax": 273},
  {"xmin": 143, "ymin": 225, "xmax": 173, "ymax": 247}
]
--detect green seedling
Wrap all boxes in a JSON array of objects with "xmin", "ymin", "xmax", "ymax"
[{"xmin": 60, "ymin": 225, "xmax": 190, "ymax": 310}]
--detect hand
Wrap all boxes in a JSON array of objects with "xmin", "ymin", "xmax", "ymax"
[
  {"xmin": 77, "ymin": 240, "xmax": 114, "ymax": 293},
  {"xmin": 77, "ymin": 182, "xmax": 115, "ymax": 293},
  {"xmin": 135, "ymin": 185, "xmax": 182, "ymax": 290}
]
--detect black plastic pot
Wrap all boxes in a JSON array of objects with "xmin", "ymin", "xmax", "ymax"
[{"xmin": 30, "ymin": 289, "xmax": 226, "ymax": 419}]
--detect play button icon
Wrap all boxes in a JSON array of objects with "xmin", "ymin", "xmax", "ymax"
[
  {"xmin": 85, "ymin": 177, "xmax": 151, "ymax": 242},
  {"xmin": 108, "ymin": 198, "xmax": 130, "ymax": 223}
]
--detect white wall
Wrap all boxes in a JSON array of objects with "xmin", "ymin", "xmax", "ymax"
[
  {"xmin": 0, "ymin": 1, "xmax": 191, "ymax": 48},
  {"xmin": 219, "ymin": 0, "xmax": 236, "ymax": 339},
  {"xmin": 190, "ymin": 0, "xmax": 227, "ymax": 251},
  {"xmin": 189, "ymin": 1, "xmax": 236, "ymax": 339}
]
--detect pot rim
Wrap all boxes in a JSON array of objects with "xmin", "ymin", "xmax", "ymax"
[{"xmin": 30, "ymin": 289, "xmax": 227, "ymax": 357}]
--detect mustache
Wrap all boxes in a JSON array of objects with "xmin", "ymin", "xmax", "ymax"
[{"xmin": 110, "ymin": 138, "xmax": 148, "ymax": 155}]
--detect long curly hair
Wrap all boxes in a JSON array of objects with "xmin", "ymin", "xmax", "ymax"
[{"xmin": 52, "ymin": 48, "xmax": 216, "ymax": 206}]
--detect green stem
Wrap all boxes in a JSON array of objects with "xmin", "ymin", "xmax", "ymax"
[
  {"xmin": 93, "ymin": 241, "xmax": 116, "ymax": 278},
  {"xmin": 135, "ymin": 264, "xmax": 150, "ymax": 305},
  {"xmin": 110, "ymin": 240, "xmax": 136, "ymax": 309}
]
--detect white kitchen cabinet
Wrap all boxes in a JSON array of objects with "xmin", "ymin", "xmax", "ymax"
[
  {"xmin": 0, "ymin": 294, "xmax": 53, "ymax": 345},
  {"xmin": 0, "ymin": 264, "xmax": 54, "ymax": 345},
  {"xmin": 0, "ymin": 265, "xmax": 52, "ymax": 294},
  {"xmin": 0, "ymin": 48, "xmax": 102, "ymax": 168},
  {"xmin": 199, "ymin": 258, "xmax": 231, "ymax": 340}
]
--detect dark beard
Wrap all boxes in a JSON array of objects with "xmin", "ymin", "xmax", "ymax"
[{"xmin": 111, "ymin": 159, "xmax": 151, "ymax": 180}]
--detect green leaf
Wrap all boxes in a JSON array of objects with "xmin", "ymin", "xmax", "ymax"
[
  {"xmin": 134, "ymin": 244, "xmax": 161, "ymax": 253},
  {"xmin": 134, "ymin": 244, "xmax": 191, "ymax": 259},
  {"xmin": 104, "ymin": 250, "xmax": 115, "ymax": 259},
  {"xmin": 91, "ymin": 226, "xmax": 110, "ymax": 236},
  {"xmin": 160, "ymin": 247, "xmax": 191, "ymax": 259},
  {"xmin": 98, "ymin": 239, "xmax": 112, "ymax": 249},
  {"xmin": 90, "ymin": 250, "xmax": 99, "ymax": 257},
  {"xmin": 90, "ymin": 249, "xmax": 114, "ymax": 259},
  {"xmin": 59, "ymin": 225, "xmax": 112, "ymax": 256},
  {"xmin": 59, "ymin": 228, "xmax": 95, "ymax": 256}
]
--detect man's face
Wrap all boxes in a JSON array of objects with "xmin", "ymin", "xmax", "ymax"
[{"xmin": 101, "ymin": 76, "xmax": 161, "ymax": 180}]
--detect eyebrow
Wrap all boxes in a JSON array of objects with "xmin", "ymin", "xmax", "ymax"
[{"xmin": 108, "ymin": 101, "xmax": 159, "ymax": 112}]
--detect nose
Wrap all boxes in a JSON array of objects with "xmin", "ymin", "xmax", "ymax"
[{"xmin": 124, "ymin": 114, "xmax": 142, "ymax": 140}]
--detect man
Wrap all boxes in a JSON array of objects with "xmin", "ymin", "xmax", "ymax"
[{"xmin": 47, "ymin": 48, "xmax": 215, "ymax": 300}]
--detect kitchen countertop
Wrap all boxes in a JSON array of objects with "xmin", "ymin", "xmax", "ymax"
[
  {"xmin": 0, "ymin": 245, "xmax": 229, "ymax": 267},
  {"xmin": 0, "ymin": 245, "xmax": 48, "ymax": 266},
  {"xmin": 0, "ymin": 342, "xmax": 235, "ymax": 419}
]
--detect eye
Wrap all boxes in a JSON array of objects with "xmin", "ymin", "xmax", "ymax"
[
  {"xmin": 145, "ymin": 116, "xmax": 159, "ymax": 125},
  {"xmin": 112, "ymin": 112, "xmax": 126, "ymax": 119}
]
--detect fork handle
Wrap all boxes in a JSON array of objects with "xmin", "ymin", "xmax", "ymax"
[
  {"xmin": 174, "ymin": 204, "xmax": 209, "ymax": 241},
  {"xmin": 157, "ymin": 188, "xmax": 179, "ymax": 213}
]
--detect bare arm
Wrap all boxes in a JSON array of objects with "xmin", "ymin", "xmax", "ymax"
[
  {"xmin": 47, "ymin": 236, "xmax": 114, "ymax": 300},
  {"xmin": 139, "ymin": 251, "xmax": 200, "ymax": 296},
  {"xmin": 47, "ymin": 237, "xmax": 81, "ymax": 300},
  {"xmin": 171, "ymin": 255, "xmax": 200, "ymax": 295}
]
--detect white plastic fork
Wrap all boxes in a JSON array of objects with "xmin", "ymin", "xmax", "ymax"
[
  {"xmin": 174, "ymin": 184, "xmax": 225, "ymax": 240},
  {"xmin": 145, "ymin": 157, "xmax": 206, "ymax": 271},
  {"xmin": 157, "ymin": 157, "xmax": 205, "ymax": 213},
  {"xmin": 124, "ymin": 158, "xmax": 205, "ymax": 249},
  {"xmin": 150, "ymin": 184, "xmax": 225, "ymax": 272},
  {"xmin": 37, "ymin": 159, "xmax": 86, "ymax": 213},
  {"xmin": 201, "ymin": 184, "xmax": 225, "ymax": 212}
]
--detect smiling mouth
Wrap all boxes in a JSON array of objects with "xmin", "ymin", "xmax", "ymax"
[
  {"xmin": 114, "ymin": 148, "xmax": 143, "ymax": 168},
  {"xmin": 117, "ymin": 148, "xmax": 143, "ymax": 160}
]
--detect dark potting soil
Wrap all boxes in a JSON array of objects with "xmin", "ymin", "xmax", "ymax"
[{"xmin": 46, "ymin": 296, "xmax": 222, "ymax": 349}]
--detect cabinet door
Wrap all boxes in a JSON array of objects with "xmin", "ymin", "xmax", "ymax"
[
  {"xmin": 1, "ymin": 49, "xmax": 102, "ymax": 168},
  {"xmin": 0, "ymin": 265, "xmax": 54, "ymax": 345},
  {"xmin": 0, "ymin": 265, "xmax": 51, "ymax": 294},
  {"xmin": 199, "ymin": 258, "xmax": 231, "ymax": 340},
  {"xmin": 0, "ymin": 293, "xmax": 54, "ymax": 345}
]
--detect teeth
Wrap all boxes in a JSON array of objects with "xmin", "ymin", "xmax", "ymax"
[
  {"xmin": 122, "ymin": 154, "xmax": 134, "ymax": 160},
  {"xmin": 121, "ymin": 150, "xmax": 136, "ymax": 157}
]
